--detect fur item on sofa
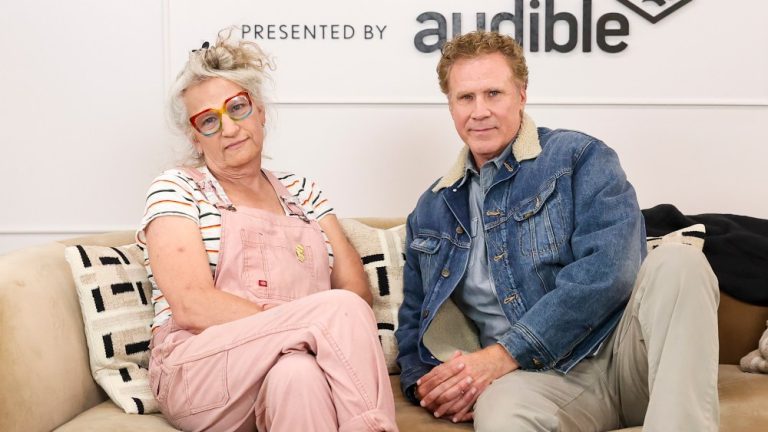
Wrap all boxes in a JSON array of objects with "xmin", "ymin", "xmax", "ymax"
[{"xmin": 740, "ymin": 320, "xmax": 768, "ymax": 374}]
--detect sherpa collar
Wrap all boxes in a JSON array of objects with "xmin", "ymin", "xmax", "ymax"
[{"xmin": 432, "ymin": 113, "xmax": 541, "ymax": 192}]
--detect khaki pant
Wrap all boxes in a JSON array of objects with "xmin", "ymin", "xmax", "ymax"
[{"xmin": 473, "ymin": 244, "xmax": 720, "ymax": 432}]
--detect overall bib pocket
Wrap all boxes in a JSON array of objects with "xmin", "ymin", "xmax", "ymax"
[{"xmin": 241, "ymin": 227, "xmax": 318, "ymax": 302}]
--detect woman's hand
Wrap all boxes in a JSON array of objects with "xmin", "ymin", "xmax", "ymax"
[{"xmin": 318, "ymin": 215, "xmax": 372, "ymax": 306}]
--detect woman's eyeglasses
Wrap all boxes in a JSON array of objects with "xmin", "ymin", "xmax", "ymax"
[{"xmin": 189, "ymin": 91, "xmax": 254, "ymax": 136}]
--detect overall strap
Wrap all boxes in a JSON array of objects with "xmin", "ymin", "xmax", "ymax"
[
  {"xmin": 180, "ymin": 166, "xmax": 205, "ymax": 183},
  {"xmin": 180, "ymin": 166, "xmax": 235, "ymax": 211},
  {"xmin": 263, "ymin": 170, "xmax": 311, "ymax": 223}
]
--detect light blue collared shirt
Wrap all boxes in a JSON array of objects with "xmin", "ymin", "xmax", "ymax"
[{"xmin": 451, "ymin": 143, "xmax": 514, "ymax": 347}]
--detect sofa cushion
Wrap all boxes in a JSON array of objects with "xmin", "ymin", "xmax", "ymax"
[
  {"xmin": 64, "ymin": 244, "xmax": 158, "ymax": 414},
  {"xmin": 53, "ymin": 401, "xmax": 178, "ymax": 432},
  {"xmin": 718, "ymin": 364, "xmax": 768, "ymax": 431},
  {"xmin": 340, "ymin": 219, "xmax": 406, "ymax": 373}
]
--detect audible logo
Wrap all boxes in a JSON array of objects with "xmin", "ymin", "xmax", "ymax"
[
  {"xmin": 617, "ymin": 0, "xmax": 692, "ymax": 24},
  {"xmin": 414, "ymin": 0, "xmax": 693, "ymax": 54}
]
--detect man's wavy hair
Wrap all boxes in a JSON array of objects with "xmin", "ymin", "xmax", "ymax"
[{"xmin": 437, "ymin": 31, "xmax": 528, "ymax": 95}]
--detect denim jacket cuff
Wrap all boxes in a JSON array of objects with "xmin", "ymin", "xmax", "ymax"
[{"xmin": 498, "ymin": 323, "xmax": 555, "ymax": 371}]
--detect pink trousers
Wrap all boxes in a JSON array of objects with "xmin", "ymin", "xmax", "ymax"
[{"xmin": 149, "ymin": 290, "xmax": 398, "ymax": 432}]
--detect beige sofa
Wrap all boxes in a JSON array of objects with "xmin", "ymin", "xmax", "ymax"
[{"xmin": 2, "ymin": 219, "xmax": 768, "ymax": 432}]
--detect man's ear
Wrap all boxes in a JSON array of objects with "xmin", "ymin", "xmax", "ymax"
[{"xmin": 519, "ymin": 85, "xmax": 528, "ymax": 106}]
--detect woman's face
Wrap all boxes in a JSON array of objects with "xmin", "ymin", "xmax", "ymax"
[{"xmin": 183, "ymin": 77, "xmax": 266, "ymax": 172}]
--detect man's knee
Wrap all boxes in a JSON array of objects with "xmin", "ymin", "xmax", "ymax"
[
  {"xmin": 644, "ymin": 243, "xmax": 711, "ymax": 276},
  {"xmin": 641, "ymin": 243, "xmax": 718, "ymax": 299}
]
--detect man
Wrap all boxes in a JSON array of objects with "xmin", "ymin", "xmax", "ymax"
[{"xmin": 395, "ymin": 31, "xmax": 719, "ymax": 431}]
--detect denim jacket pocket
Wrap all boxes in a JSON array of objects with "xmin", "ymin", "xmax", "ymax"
[
  {"xmin": 410, "ymin": 235, "xmax": 441, "ymax": 254},
  {"xmin": 410, "ymin": 234, "xmax": 441, "ymax": 293},
  {"xmin": 513, "ymin": 178, "xmax": 568, "ymax": 259}
]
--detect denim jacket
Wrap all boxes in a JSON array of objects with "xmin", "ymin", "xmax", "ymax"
[{"xmin": 395, "ymin": 115, "xmax": 646, "ymax": 401}]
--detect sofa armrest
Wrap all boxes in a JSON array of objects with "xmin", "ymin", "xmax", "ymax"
[{"xmin": 0, "ymin": 243, "xmax": 105, "ymax": 432}]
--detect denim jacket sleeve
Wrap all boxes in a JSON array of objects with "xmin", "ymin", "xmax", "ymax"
[
  {"xmin": 497, "ymin": 139, "xmax": 645, "ymax": 371},
  {"xmin": 395, "ymin": 211, "xmax": 434, "ymax": 404}
]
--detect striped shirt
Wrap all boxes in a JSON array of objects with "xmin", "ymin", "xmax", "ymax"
[{"xmin": 136, "ymin": 166, "xmax": 334, "ymax": 329}]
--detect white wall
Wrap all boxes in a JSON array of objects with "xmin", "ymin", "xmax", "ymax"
[{"xmin": 1, "ymin": 0, "xmax": 767, "ymax": 254}]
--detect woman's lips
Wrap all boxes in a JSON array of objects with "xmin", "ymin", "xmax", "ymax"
[{"xmin": 225, "ymin": 138, "xmax": 247, "ymax": 150}]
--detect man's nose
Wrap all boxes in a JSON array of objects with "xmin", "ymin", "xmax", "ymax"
[{"xmin": 471, "ymin": 97, "xmax": 491, "ymax": 119}]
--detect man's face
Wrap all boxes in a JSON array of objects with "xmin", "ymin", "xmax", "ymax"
[{"xmin": 447, "ymin": 52, "xmax": 527, "ymax": 168}]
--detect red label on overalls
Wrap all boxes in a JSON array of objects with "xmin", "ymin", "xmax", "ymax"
[{"xmin": 258, "ymin": 280, "xmax": 268, "ymax": 287}]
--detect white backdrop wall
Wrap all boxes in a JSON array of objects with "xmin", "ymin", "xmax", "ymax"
[{"xmin": 1, "ymin": 0, "xmax": 767, "ymax": 254}]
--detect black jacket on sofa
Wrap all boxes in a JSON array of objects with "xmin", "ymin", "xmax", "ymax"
[{"xmin": 642, "ymin": 204, "xmax": 768, "ymax": 306}]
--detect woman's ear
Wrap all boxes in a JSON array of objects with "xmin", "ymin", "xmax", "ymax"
[
  {"xmin": 189, "ymin": 133, "xmax": 203, "ymax": 154},
  {"xmin": 257, "ymin": 104, "xmax": 266, "ymax": 127}
]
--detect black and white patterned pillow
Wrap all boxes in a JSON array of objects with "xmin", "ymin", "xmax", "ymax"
[
  {"xmin": 647, "ymin": 223, "xmax": 706, "ymax": 251},
  {"xmin": 64, "ymin": 244, "xmax": 158, "ymax": 414},
  {"xmin": 340, "ymin": 219, "xmax": 406, "ymax": 373}
]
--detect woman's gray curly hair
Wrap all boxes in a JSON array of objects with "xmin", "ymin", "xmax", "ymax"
[{"xmin": 168, "ymin": 30, "xmax": 274, "ymax": 164}]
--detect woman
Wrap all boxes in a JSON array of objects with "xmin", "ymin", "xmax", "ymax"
[{"xmin": 136, "ymin": 33, "xmax": 397, "ymax": 432}]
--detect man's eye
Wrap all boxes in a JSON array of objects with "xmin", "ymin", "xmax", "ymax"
[
  {"xmin": 489, "ymin": 90, "xmax": 500, "ymax": 97},
  {"xmin": 459, "ymin": 94, "xmax": 473, "ymax": 101}
]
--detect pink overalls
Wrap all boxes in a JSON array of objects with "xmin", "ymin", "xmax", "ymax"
[{"xmin": 148, "ymin": 168, "xmax": 397, "ymax": 432}]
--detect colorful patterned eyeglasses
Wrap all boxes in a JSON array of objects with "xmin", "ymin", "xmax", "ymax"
[{"xmin": 188, "ymin": 91, "xmax": 254, "ymax": 136}]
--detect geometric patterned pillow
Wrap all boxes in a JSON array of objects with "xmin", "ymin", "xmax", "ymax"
[
  {"xmin": 63, "ymin": 243, "xmax": 158, "ymax": 414},
  {"xmin": 340, "ymin": 219, "xmax": 406, "ymax": 374},
  {"xmin": 646, "ymin": 223, "xmax": 706, "ymax": 251}
]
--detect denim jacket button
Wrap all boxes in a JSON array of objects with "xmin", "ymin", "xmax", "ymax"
[
  {"xmin": 441, "ymin": 268, "xmax": 450, "ymax": 278},
  {"xmin": 422, "ymin": 309, "xmax": 429, "ymax": 319},
  {"xmin": 532, "ymin": 358, "xmax": 543, "ymax": 369},
  {"xmin": 503, "ymin": 293, "xmax": 518, "ymax": 304},
  {"xmin": 456, "ymin": 226, "xmax": 464, "ymax": 234}
]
